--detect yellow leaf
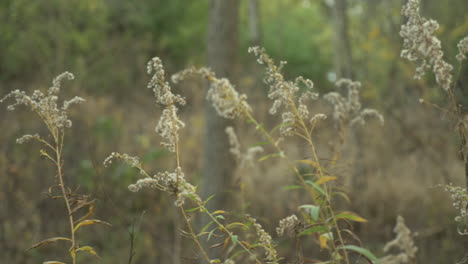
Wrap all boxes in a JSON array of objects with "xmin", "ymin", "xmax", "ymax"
[
  {"xmin": 241, "ymin": 241, "xmax": 251, "ymax": 248},
  {"xmin": 226, "ymin": 222, "xmax": 248, "ymax": 230},
  {"xmin": 43, "ymin": 261, "xmax": 66, "ymax": 264},
  {"xmin": 28, "ymin": 237, "xmax": 72, "ymax": 250},
  {"xmin": 76, "ymin": 246, "xmax": 100, "ymax": 259},
  {"xmin": 316, "ymin": 176, "xmax": 337, "ymax": 185},
  {"xmin": 223, "ymin": 236, "xmax": 230, "ymax": 250},
  {"xmin": 297, "ymin": 159, "xmax": 321, "ymax": 169},
  {"xmin": 73, "ymin": 219, "xmax": 111, "ymax": 233},
  {"xmin": 319, "ymin": 234, "xmax": 328, "ymax": 249},
  {"xmin": 212, "ymin": 210, "xmax": 226, "ymax": 215}
]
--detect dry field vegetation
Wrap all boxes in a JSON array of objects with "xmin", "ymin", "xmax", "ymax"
[{"xmin": 1, "ymin": 0, "xmax": 468, "ymax": 264}]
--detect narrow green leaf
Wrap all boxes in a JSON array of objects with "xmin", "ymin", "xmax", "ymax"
[
  {"xmin": 231, "ymin": 235, "xmax": 238, "ymax": 244},
  {"xmin": 185, "ymin": 206, "xmax": 201, "ymax": 212},
  {"xmin": 299, "ymin": 225, "xmax": 328, "ymax": 236},
  {"xmin": 283, "ymin": 185, "xmax": 303, "ymax": 190},
  {"xmin": 299, "ymin": 205, "xmax": 320, "ymax": 221},
  {"xmin": 305, "ymin": 180, "xmax": 327, "ymax": 197},
  {"xmin": 207, "ymin": 228, "xmax": 217, "ymax": 241},
  {"xmin": 334, "ymin": 211, "xmax": 368, "ymax": 223},
  {"xmin": 258, "ymin": 152, "xmax": 284, "ymax": 162},
  {"xmin": 332, "ymin": 191, "xmax": 351, "ymax": 203},
  {"xmin": 200, "ymin": 221, "xmax": 214, "ymax": 234},
  {"xmin": 337, "ymin": 245, "xmax": 380, "ymax": 264}
]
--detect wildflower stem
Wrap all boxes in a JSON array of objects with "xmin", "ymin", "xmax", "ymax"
[
  {"xmin": 199, "ymin": 205, "xmax": 263, "ymax": 264},
  {"xmin": 180, "ymin": 207, "xmax": 211, "ymax": 263},
  {"xmin": 54, "ymin": 137, "xmax": 76, "ymax": 264}
]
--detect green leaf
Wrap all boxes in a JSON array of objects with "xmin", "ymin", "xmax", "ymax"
[
  {"xmin": 258, "ymin": 152, "xmax": 285, "ymax": 162},
  {"xmin": 305, "ymin": 180, "xmax": 327, "ymax": 197},
  {"xmin": 215, "ymin": 215, "xmax": 225, "ymax": 220},
  {"xmin": 231, "ymin": 235, "xmax": 239, "ymax": 244},
  {"xmin": 299, "ymin": 204, "xmax": 320, "ymax": 221},
  {"xmin": 203, "ymin": 194, "xmax": 216, "ymax": 205},
  {"xmin": 332, "ymin": 191, "xmax": 351, "ymax": 203},
  {"xmin": 199, "ymin": 221, "xmax": 214, "ymax": 235},
  {"xmin": 207, "ymin": 228, "xmax": 218, "ymax": 241},
  {"xmin": 337, "ymin": 245, "xmax": 380, "ymax": 264},
  {"xmin": 283, "ymin": 185, "xmax": 303, "ymax": 190},
  {"xmin": 299, "ymin": 225, "xmax": 328, "ymax": 236},
  {"xmin": 185, "ymin": 206, "xmax": 201, "ymax": 212},
  {"xmin": 334, "ymin": 211, "xmax": 368, "ymax": 223}
]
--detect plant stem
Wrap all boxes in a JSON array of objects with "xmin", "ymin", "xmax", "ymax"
[
  {"xmin": 55, "ymin": 139, "xmax": 76, "ymax": 264},
  {"xmin": 180, "ymin": 207, "xmax": 211, "ymax": 263}
]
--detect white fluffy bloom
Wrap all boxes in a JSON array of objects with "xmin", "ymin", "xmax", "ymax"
[
  {"xmin": 276, "ymin": 214, "xmax": 300, "ymax": 237},
  {"xmin": 155, "ymin": 105, "xmax": 185, "ymax": 152},
  {"xmin": 400, "ymin": 0, "xmax": 453, "ymax": 91},
  {"xmin": 247, "ymin": 215, "xmax": 278, "ymax": 263},
  {"xmin": 172, "ymin": 67, "xmax": 252, "ymax": 119},
  {"xmin": 456, "ymin": 36, "xmax": 468, "ymax": 62},
  {"xmin": 1, "ymin": 71, "xmax": 84, "ymax": 131},
  {"xmin": 225, "ymin": 126, "xmax": 264, "ymax": 167},
  {"xmin": 324, "ymin": 79, "xmax": 383, "ymax": 126},
  {"xmin": 380, "ymin": 216, "xmax": 418, "ymax": 264}
]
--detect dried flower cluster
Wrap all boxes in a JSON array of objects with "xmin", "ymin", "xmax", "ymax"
[
  {"xmin": 147, "ymin": 57, "xmax": 186, "ymax": 152},
  {"xmin": 445, "ymin": 184, "xmax": 468, "ymax": 223},
  {"xmin": 276, "ymin": 214, "xmax": 300, "ymax": 237},
  {"xmin": 380, "ymin": 216, "xmax": 418, "ymax": 264},
  {"xmin": 400, "ymin": 0, "xmax": 453, "ymax": 91},
  {"xmin": 1, "ymin": 72, "xmax": 84, "ymax": 133},
  {"xmin": 172, "ymin": 67, "xmax": 251, "ymax": 119},
  {"xmin": 130, "ymin": 167, "xmax": 200, "ymax": 207},
  {"xmin": 104, "ymin": 152, "xmax": 141, "ymax": 168},
  {"xmin": 225, "ymin": 127, "xmax": 264, "ymax": 168},
  {"xmin": 248, "ymin": 47, "xmax": 317, "ymax": 115},
  {"xmin": 246, "ymin": 215, "xmax": 278, "ymax": 263},
  {"xmin": 104, "ymin": 152, "xmax": 200, "ymax": 207},
  {"xmin": 324, "ymin": 79, "xmax": 383, "ymax": 126},
  {"xmin": 456, "ymin": 36, "xmax": 468, "ymax": 62},
  {"xmin": 16, "ymin": 133, "xmax": 41, "ymax": 144},
  {"xmin": 249, "ymin": 46, "xmax": 320, "ymax": 136}
]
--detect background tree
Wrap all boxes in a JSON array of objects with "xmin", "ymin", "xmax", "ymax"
[{"xmin": 200, "ymin": 0, "xmax": 240, "ymax": 231}]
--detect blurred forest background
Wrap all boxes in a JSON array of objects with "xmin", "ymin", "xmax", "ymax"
[{"xmin": 1, "ymin": 0, "xmax": 468, "ymax": 263}]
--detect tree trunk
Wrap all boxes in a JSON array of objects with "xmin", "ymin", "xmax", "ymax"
[
  {"xmin": 248, "ymin": 0, "xmax": 262, "ymax": 46},
  {"xmin": 332, "ymin": 0, "xmax": 353, "ymax": 79},
  {"xmin": 200, "ymin": 0, "xmax": 239, "ymax": 230}
]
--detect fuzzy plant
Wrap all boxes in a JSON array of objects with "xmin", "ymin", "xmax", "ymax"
[
  {"xmin": 1, "ymin": 73, "xmax": 109, "ymax": 264},
  {"xmin": 400, "ymin": 0, "xmax": 468, "ymax": 237}
]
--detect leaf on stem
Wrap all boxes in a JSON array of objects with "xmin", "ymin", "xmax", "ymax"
[
  {"xmin": 334, "ymin": 211, "xmax": 368, "ymax": 223},
  {"xmin": 28, "ymin": 237, "xmax": 72, "ymax": 250},
  {"xmin": 73, "ymin": 219, "xmax": 111, "ymax": 233}
]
